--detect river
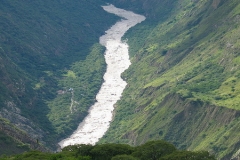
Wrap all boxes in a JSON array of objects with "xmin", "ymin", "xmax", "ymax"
[{"xmin": 59, "ymin": 4, "xmax": 145, "ymax": 148}]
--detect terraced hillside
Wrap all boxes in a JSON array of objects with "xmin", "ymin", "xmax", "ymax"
[{"xmin": 101, "ymin": 0, "xmax": 240, "ymax": 159}]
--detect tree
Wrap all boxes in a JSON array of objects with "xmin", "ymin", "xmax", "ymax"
[
  {"xmin": 159, "ymin": 150, "xmax": 216, "ymax": 160},
  {"xmin": 132, "ymin": 140, "xmax": 176, "ymax": 160},
  {"xmin": 111, "ymin": 154, "xmax": 139, "ymax": 160},
  {"xmin": 90, "ymin": 143, "xmax": 134, "ymax": 160},
  {"xmin": 62, "ymin": 144, "xmax": 94, "ymax": 157}
]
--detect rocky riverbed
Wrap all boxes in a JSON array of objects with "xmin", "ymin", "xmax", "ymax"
[{"xmin": 59, "ymin": 4, "xmax": 145, "ymax": 148}]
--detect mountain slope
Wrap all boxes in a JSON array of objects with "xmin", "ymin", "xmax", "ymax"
[
  {"xmin": 0, "ymin": 0, "xmax": 118, "ymax": 150},
  {"xmin": 1, "ymin": 0, "xmax": 240, "ymax": 158},
  {"xmin": 101, "ymin": 0, "xmax": 240, "ymax": 159},
  {"xmin": 0, "ymin": 118, "xmax": 47, "ymax": 155}
]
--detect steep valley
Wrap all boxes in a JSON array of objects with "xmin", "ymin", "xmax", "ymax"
[
  {"xmin": 0, "ymin": 0, "xmax": 240, "ymax": 159},
  {"xmin": 59, "ymin": 5, "xmax": 145, "ymax": 147}
]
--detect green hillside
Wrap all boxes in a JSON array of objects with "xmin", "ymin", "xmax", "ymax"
[
  {"xmin": 1, "ymin": 0, "xmax": 240, "ymax": 159},
  {"xmin": 101, "ymin": 0, "xmax": 240, "ymax": 159},
  {"xmin": 0, "ymin": 0, "xmax": 118, "ymax": 150}
]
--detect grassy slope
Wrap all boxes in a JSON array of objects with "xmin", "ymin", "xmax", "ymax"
[
  {"xmin": 100, "ymin": 0, "xmax": 240, "ymax": 159},
  {"xmin": 0, "ymin": 0, "xmax": 118, "ymax": 150}
]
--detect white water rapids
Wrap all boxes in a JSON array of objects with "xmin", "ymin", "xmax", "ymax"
[{"xmin": 59, "ymin": 4, "xmax": 145, "ymax": 148}]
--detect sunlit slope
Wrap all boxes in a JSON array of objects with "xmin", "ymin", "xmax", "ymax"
[{"xmin": 101, "ymin": 0, "xmax": 240, "ymax": 159}]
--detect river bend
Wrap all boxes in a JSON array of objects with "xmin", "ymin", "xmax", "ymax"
[{"xmin": 59, "ymin": 4, "xmax": 145, "ymax": 148}]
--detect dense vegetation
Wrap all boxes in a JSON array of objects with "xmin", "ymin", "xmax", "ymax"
[
  {"xmin": 0, "ymin": 140, "xmax": 216, "ymax": 160},
  {"xmin": 100, "ymin": 0, "xmax": 240, "ymax": 159},
  {"xmin": 0, "ymin": 0, "xmax": 118, "ymax": 151}
]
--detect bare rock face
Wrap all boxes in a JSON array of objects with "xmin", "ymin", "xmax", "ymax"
[
  {"xmin": 59, "ymin": 4, "xmax": 145, "ymax": 148},
  {"xmin": 0, "ymin": 117, "xmax": 48, "ymax": 152},
  {"xmin": 0, "ymin": 101, "xmax": 44, "ymax": 141}
]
